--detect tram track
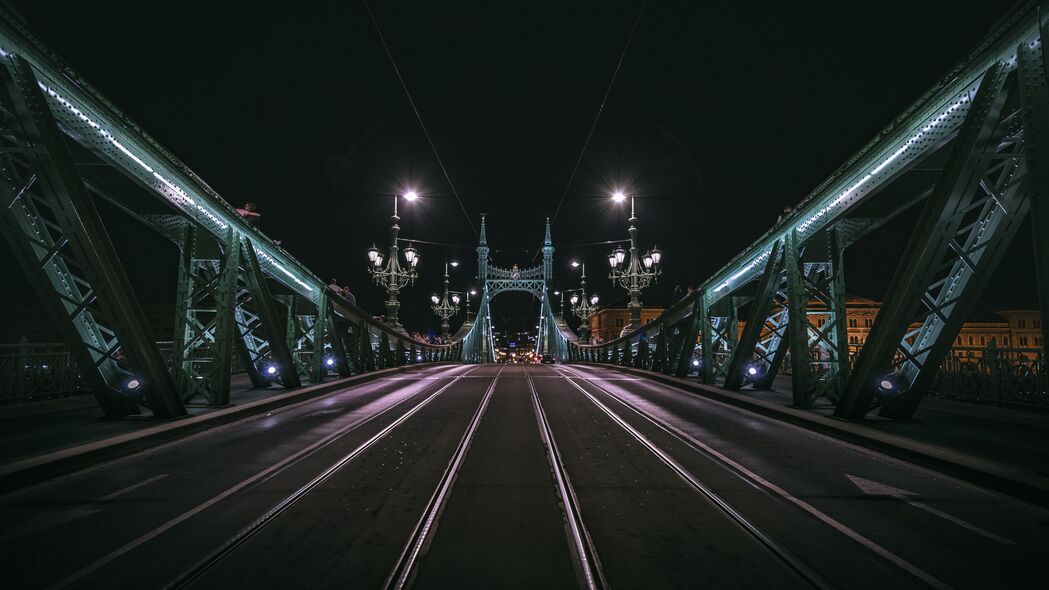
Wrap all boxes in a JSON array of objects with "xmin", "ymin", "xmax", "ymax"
[
  {"xmin": 551, "ymin": 364, "xmax": 833, "ymax": 590},
  {"xmin": 53, "ymin": 365, "xmax": 482, "ymax": 590},
  {"xmin": 383, "ymin": 365, "xmax": 505, "ymax": 590},
  {"xmin": 526, "ymin": 367, "xmax": 607, "ymax": 590}
]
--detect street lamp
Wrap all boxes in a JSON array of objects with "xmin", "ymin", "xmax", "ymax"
[
  {"xmin": 367, "ymin": 192, "xmax": 420, "ymax": 332},
  {"xmin": 431, "ymin": 262, "xmax": 461, "ymax": 338},
  {"xmin": 569, "ymin": 263, "xmax": 599, "ymax": 343},
  {"xmin": 608, "ymin": 194, "xmax": 662, "ymax": 335}
]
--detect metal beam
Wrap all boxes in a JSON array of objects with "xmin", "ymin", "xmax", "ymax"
[
  {"xmin": 837, "ymin": 62, "xmax": 1029, "ymax": 419},
  {"xmin": 0, "ymin": 55, "xmax": 183, "ymax": 417},
  {"xmin": 724, "ymin": 240, "xmax": 783, "ymax": 390}
]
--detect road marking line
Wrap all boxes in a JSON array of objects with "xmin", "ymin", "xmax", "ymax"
[
  {"xmin": 99, "ymin": 473, "xmax": 170, "ymax": 501},
  {"xmin": 556, "ymin": 365, "xmax": 953, "ymax": 590},
  {"xmin": 47, "ymin": 370, "xmax": 473, "ymax": 590},
  {"xmin": 845, "ymin": 474, "xmax": 1014, "ymax": 545}
]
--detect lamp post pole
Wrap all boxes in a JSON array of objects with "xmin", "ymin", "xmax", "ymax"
[
  {"xmin": 367, "ymin": 193, "xmax": 419, "ymax": 333},
  {"xmin": 569, "ymin": 264, "xmax": 599, "ymax": 343},
  {"xmin": 431, "ymin": 262, "xmax": 461, "ymax": 338},
  {"xmin": 609, "ymin": 196, "xmax": 661, "ymax": 336}
]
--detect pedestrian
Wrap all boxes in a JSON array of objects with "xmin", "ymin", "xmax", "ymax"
[
  {"xmin": 776, "ymin": 205, "xmax": 793, "ymax": 224},
  {"xmin": 235, "ymin": 201, "xmax": 261, "ymax": 227}
]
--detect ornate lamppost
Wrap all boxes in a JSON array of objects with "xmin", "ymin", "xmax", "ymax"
[
  {"xmin": 367, "ymin": 192, "xmax": 420, "ymax": 333},
  {"xmin": 430, "ymin": 262, "xmax": 462, "ymax": 338},
  {"xmin": 608, "ymin": 193, "xmax": 662, "ymax": 335},
  {"xmin": 569, "ymin": 263, "xmax": 600, "ymax": 343}
]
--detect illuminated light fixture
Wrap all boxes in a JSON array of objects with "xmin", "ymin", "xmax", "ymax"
[
  {"xmin": 642, "ymin": 252, "xmax": 654, "ymax": 269},
  {"xmin": 469, "ymin": 289, "xmax": 477, "ymax": 295},
  {"xmin": 124, "ymin": 377, "xmax": 142, "ymax": 391},
  {"xmin": 612, "ymin": 191, "xmax": 627, "ymax": 203},
  {"xmin": 554, "ymin": 290, "xmax": 561, "ymax": 295},
  {"xmin": 590, "ymin": 294, "xmax": 599, "ymax": 305},
  {"xmin": 614, "ymin": 247, "xmax": 627, "ymax": 265},
  {"xmin": 570, "ymin": 261, "xmax": 580, "ymax": 268},
  {"xmin": 367, "ymin": 244, "xmax": 380, "ymax": 263},
  {"xmin": 880, "ymin": 379, "xmax": 894, "ymax": 390},
  {"xmin": 450, "ymin": 261, "xmax": 459, "ymax": 267},
  {"xmin": 570, "ymin": 294, "xmax": 579, "ymax": 305},
  {"xmin": 403, "ymin": 191, "xmax": 419, "ymax": 201},
  {"xmin": 325, "ymin": 357, "xmax": 336, "ymax": 367},
  {"xmin": 650, "ymin": 246, "xmax": 662, "ymax": 265},
  {"xmin": 431, "ymin": 294, "xmax": 440, "ymax": 305},
  {"xmin": 692, "ymin": 359, "xmax": 700, "ymax": 367},
  {"xmin": 747, "ymin": 366, "xmax": 758, "ymax": 376},
  {"xmin": 373, "ymin": 253, "xmax": 384, "ymax": 267},
  {"xmin": 266, "ymin": 365, "xmax": 279, "ymax": 375},
  {"xmin": 451, "ymin": 293, "xmax": 461, "ymax": 305},
  {"xmin": 403, "ymin": 244, "xmax": 418, "ymax": 266},
  {"xmin": 607, "ymin": 251, "xmax": 618, "ymax": 268}
]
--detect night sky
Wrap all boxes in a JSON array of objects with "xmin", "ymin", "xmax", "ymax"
[{"xmin": 0, "ymin": 0, "xmax": 1033, "ymax": 337}]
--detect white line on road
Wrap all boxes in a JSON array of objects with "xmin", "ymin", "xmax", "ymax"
[
  {"xmin": 846, "ymin": 475, "xmax": 1014, "ymax": 544},
  {"xmin": 556, "ymin": 365, "xmax": 953, "ymax": 590}
]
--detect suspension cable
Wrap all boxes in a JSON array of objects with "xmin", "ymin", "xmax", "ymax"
[{"xmin": 362, "ymin": 0, "xmax": 478, "ymax": 238}]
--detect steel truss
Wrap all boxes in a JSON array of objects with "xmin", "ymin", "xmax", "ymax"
[
  {"xmin": 0, "ymin": 56, "xmax": 182, "ymax": 417},
  {"xmin": 838, "ymin": 62, "xmax": 1033, "ymax": 419}
]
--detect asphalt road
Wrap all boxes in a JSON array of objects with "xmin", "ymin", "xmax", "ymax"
[{"xmin": 0, "ymin": 363, "xmax": 1045, "ymax": 589}]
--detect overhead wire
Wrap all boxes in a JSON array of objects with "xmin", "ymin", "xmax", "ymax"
[
  {"xmin": 548, "ymin": 2, "xmax": 645, "ymax": 225},
  {"xmin": 362, "ymin": 0, "xmax": 478, "ymax": 238}
]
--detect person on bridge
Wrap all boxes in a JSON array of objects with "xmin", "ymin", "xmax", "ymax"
[{"xmin": 235, "ymin": 201, "xmax": 261, "ymax": 227}]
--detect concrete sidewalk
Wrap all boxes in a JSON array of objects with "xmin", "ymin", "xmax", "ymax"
[
  {"xmin": 0, "ymin": 365, "xmax": 448, "ymax": 494},
  {"xmin": 579, "ymin": 363, "xmax": 1049, "ymax": 507}
]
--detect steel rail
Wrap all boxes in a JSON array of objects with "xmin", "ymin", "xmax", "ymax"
[
  {"xmin": 160, "ymin": 365, "xmax": 483, "ymax": 590},
  {"xmin": 383, "ymin": 365, "xmax": 505, "ymax": 590},
  {"xmin": 526, "ymin": 367, "xmax": 607, "ymax": 590},
  {"xmin": 557, "ymin": 365, "xmax": 954, "ymax": 590},
  {"xmin": 553, "ymin": 365, "xmax": 833, "ymax": 590}
]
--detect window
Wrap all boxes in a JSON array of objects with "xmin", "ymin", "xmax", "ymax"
[
  {"xmin": 615, "ymin": 318, "xmax": 624, "ymax": 328},
  {"xmin": 864, "ymin": 318, "xmax": 872, "ymax": 327},
  {"xmin": 968, "ymin": 336, "xmax": 974, "ymax": 345},
  {"xmin": 1004, "ymin": 336, "xmax": 1010, "ymax": 346},
  {"xmin": 1018, "ymin": 319, "xmax": 1026, "ymax": 328},
  {"xmin": 1035, "ymin": 320, "xmax": 1042, "ymax": 328},
  {"xmin": 1020, "ymin": 336, "xmax": 1029, "ymax": 346},
  {"xmin": 849, "ymin": 336, "xmax": 858, "ymax": 344},
  {"xmin": 980, "ymin": 337, "xmax": 985, "ymax": 346},
  {"xmin": 817, "ymin": 318, "xmax": 826, "ymax": 327},
  {"xmin": 848, "ymin": 318, "xmax": 857, "ymax": 328}
]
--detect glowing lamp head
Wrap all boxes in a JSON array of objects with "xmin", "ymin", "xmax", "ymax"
[
  {"xmin": 403, "ymin": 244, "xmax": 418, "ymax": 265},
  {"xmin": 469, "ymin": 289, "xmax": 477, "ymax": 295},
  {"xmin": 403, "ymin": 191, "xmax": 419, "ymax": 201},
  {"xmin": 570, "ymin": 261, "xmax": 580, "ymax": 268},
  {"xmin": 367, "ymin": 244, "xmax": 379, "ymax": 263},
  {"xmin": 325, "ymin": 357, "xmax": 335, "ymax": 367},
  {"xmin": 692, "ymin": 359, "xmax": 700, "ymax": 367},
  {"xmin": 266, "ymin": 365, "xmax": 278, "ymax": 375},
  {"xmin": 642, "ymin": 253, "xmax": 654, "ymax": 269},
  {"xmin": 590, "ymin": 294, "xmax": 599, "ymax": 305},
  {"xmin": 880, "ymin": 379, "xmax": 894, "ymax": 391},
  {"xmin": 612, "ymin": 191, "xmax": 627, "ymax": 203},
  {"xmin": 570, "ymin": 294, "xmax": 579, "ymax": 305},
  {"xmin": 124, "ymin": 377, "xmax": 142, "ymax": 391},
  {"xmin": 747, "ymin": 366, "xmax": 758, "ymax": 376},
  {"xmin": 431, "ymin": 294, "xmax": 440, "ymax": 305},
  {"xmin": 650, "ymin": 246, "xmax": 662, "ymax": 265},
  {"xmin": 373, "ymin": 254, "xmax": 384, "ymax": 267},
  {"xmin": 450, "ymin": 260, "xmax": 459, "ymax": 267},
  {"xmin": 554, "ymin": 290, "xmax": 560, "ymax": 296},
  {"xmin": 451, "ymin": 293, "xmax": 461, "ymax": 305},
  {"xmin": 614, "ymin": 247, "xmax": 627, "ymax": 265}
]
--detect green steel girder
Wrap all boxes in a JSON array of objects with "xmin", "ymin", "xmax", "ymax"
[
  {"xmin": 724, "ymin": 240, "xmax": 784, "ymax": 390},
  {"xmin": 783, "ymin": 227, "xmax": 850, "ymax": 407},
  {"xmin": 837, "ymin": 62, "xmax": 1031, "ymax": 420},
  {"xmin": 702, "ymin": 3, "xmax": 1040, "ymax": 305},
  {"xmin": 1020, "ymin": 11, "xmax": 1049, "ymax": 362},
  {"xmin": 650, "ymin": 324, "xmax": 668, "ymax": 373},
  {"xmin": 240, "ymin": 237, "xmax": 300, "ymax": 388},
  {"xmin": 0, "ymin": 55, "xmax": 183, "ymax": 418},
  {"xmin": 171, "ymin": 225, "xmax": 240, "ymax": 405}
]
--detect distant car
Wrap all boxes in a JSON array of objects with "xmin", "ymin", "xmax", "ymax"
[{"xmin": 540, "ymin": 354, "xmax": 556, "ymax": 364}]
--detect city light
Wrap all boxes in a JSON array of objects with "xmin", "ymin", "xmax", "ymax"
[
  {"xmin": 403, "ymin": 191, "xmax": 419, "ymax": 201},
  {"xmin": 612, "ymin": 191, "xmax": 626, "ymax": 203},
  {"xmin": 266, "ymin": 365, "xmax": 278, "ymax": 375},
  {"xmin": 571, "ymin": 261, "xmax": 580, "ymax": 267},
  {"xmin": 325, "ymin": 357, "xmax": 335, "ymax": 367},
  {"xmin": 123, "ymin": 377, "xmax": 142, "ymax": 391},
  {"xmin": 450, "ymin": 261, "xmax": 459, "ymax": 267}
]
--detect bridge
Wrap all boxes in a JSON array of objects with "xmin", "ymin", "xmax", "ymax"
[{"xmin": 1, "ymin": 2, "xmax": 1047, "ymax": 589}]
